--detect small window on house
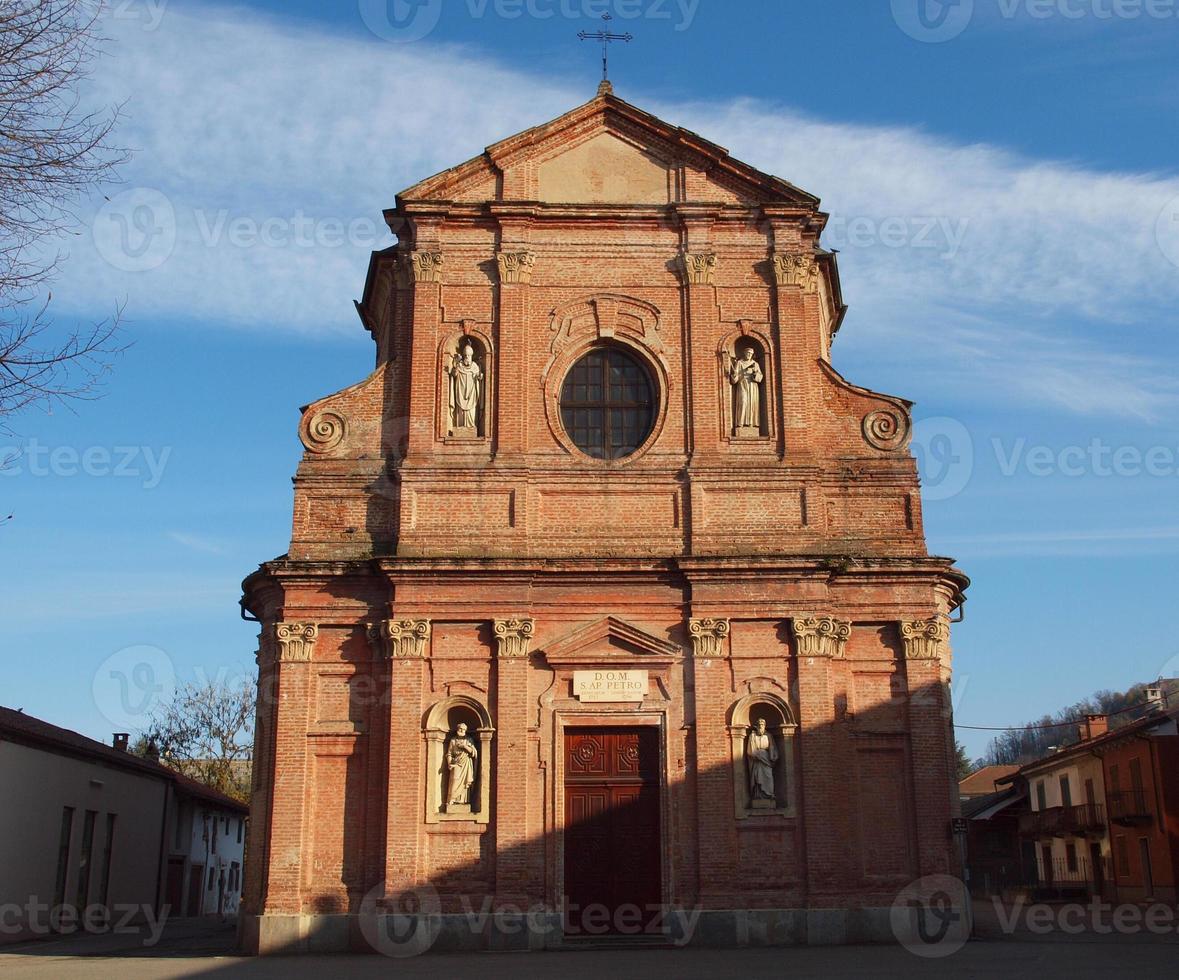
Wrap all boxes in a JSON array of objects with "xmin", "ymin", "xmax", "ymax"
[
  {"xmin": 1036, "ymin": 780, "xmax": 1047, "ymax": 811},
  {"xmin": 1109, "ymin": 764, "xmax": 1120, "ymax": 792},
  {"xmin": 208, "ymin": 866, "xmax": 216, "ymax": 890},
  {"xmin": 1065, "ymin": 842, "xmax": 1078, "ymax": 873},
  {"xmin": 1129, "ymin": 757, "xmax": 1144, "ymax": 791},
  {"xmin": 1116, "ymin": 836, "xmax": 1130, "ymax": 877},
  {"xmin": 1059, "ymin": 775, "xmax": 1072, "ymax": 808},
  {"xmin": 236, "ymin": 818, "xmax": 243, "ymax": 844}
]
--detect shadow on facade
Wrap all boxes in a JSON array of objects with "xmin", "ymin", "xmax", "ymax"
[
  {"xmin": 3, "ymin": 671, "xmax": 963, "ymax": 968},
  {"xmin": 71, "ymin": 670, "xmax": 969, "ymax": 966}
]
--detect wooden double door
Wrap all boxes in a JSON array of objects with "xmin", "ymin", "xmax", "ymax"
[{"xmin": 563, "ymin": 727, "xmax": 661, "ymax": 935}]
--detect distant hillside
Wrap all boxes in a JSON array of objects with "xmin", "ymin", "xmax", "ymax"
[{"xmin": 978, "ymin": 677, "xmax": 1179, "ymax": 767}]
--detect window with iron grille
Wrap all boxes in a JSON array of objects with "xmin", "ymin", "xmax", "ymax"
[{"xmin": 560, "ymin": 346, "xmax": 655, "ymax": 460}]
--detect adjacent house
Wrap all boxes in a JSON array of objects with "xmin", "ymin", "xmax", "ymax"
[
  {"xmin": 1096, "ymin": 707, "xmax": 1178, "ymax": 903},
  {"xmin": 1012, "ymin": 698, "xmax": 1179, "ymax": 902},
  {"xmin": 0, "ymin": 706, "xmax": 248, "ymax": 944},
  {"xmin": 960, "ymin": 772, "xmax": 1029, "ymax": 897},
  {"xmin": 1018, "ymin": 715, "xmax": 1113, "ymax": 898}
]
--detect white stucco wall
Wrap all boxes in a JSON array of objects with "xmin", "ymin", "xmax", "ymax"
[{"xmin": 0, "ymin": 740, "xmax": 168, "ymax": 941}]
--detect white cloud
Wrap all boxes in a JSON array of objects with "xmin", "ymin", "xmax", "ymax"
[
  {"xmin": 167, "ymin": 530, "xmax": 228, "ymax": 555},
  {"xmin": 49, "ymin": 4, "xmax": 1179, "ymax": 420}
]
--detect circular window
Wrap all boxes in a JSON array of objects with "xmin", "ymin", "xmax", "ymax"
[{"xmin": 560, "ymin": 346, "xmax": 656, "ymax": 460}]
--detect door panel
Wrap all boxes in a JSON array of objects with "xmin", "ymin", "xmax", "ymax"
[{"xmin": 564, "ymin": 727, "xmax": 661, "ymax": 935}]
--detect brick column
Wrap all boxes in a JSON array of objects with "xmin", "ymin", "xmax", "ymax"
[
  {"xmin": 770, "ymin": 243, "xmax": 821, "ymax": 457},
  {"xmin": 791, "ymin": 615, "xmax": 851, "ymax": 899},
  {"xmin": 494, "ymin": 248, "xmax": 535, "ymax": 456},
  {"xmin": 260, "ymin": 623, "xmax": 318, "ymax": 914},
  {"xmin": 372, "ymin": 619, "xmax": 431, "ymax": 892},
  {"xmin": 402, "ymin": 250, "xmax": 443, "ymax": 459},
  {"xmin": 679, "ymin": 251, "xmax": 722, "ymax": 458},
  {"xmin": 243, "ymin": 631, "xmax": 278, "ymax": 916},
  {"xmin": 687, "ymin": 618, "xmax": 734, "ymax": 901},
  {"xmin": 493, "ymin": 618, "xmax": 534, "ymax": 903},
  {"xmin": 901, "ymin": 617, "xmax": 955, "ymax": 877}
]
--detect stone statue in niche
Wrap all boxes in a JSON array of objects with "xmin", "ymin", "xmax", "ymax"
[
  {"xmin": 729, "ymin": 346, "xmax": 763, "ymax": 437},
  {"xmin": 445, "ymin": 722, "xmax": 478, "ymax": 813},
  {"xmin": 746, "ymin": 718, "xmax": 778, "ymax": 808},
  {"xmin": 447, "ymin": 342, "xmax": 484, "ymax": 435}
]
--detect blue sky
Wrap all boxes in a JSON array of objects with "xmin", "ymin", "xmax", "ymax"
[{"xmin": 3, "ymin": 0, "xmax": 1178, "ymax": 760}]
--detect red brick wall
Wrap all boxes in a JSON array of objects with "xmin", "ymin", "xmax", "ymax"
[{"xmin": 241, "ymin": 91, "xmax": 966, "ymax": 922}]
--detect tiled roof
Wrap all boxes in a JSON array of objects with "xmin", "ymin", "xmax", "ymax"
[
  {"xmin": 959, "ymin": 764, "xmax": 1020, "ymax": 796},
  {"xmin": 0, "ymin": 705, "xmax": 247, "ymax": 813}
]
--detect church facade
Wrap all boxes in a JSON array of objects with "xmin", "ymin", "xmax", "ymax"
[{"xmin": 240, "ymin": 85, "xmax": 969, "ymax": 954}]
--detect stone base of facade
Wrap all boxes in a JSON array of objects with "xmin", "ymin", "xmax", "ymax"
[{"xmin": 240, "ymin": 906, "xmax": 929, "ymax": 955}]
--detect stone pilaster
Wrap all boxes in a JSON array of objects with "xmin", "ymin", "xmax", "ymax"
[
  {"xmin": 494, "ymin": 621, "xmax": 530, "ymax": 901},
  {"xmin": 901, "ymin": 617, "xmax": 956, "ymax": 877},
  {"xmin": 900, "ymin": 617, "xmax": 950, "ymax": 663},
  {"xmin": 368, "ymin": 619, "xmax": 431, "ymax": 659},
  {"xmin": 772, "ymin": 250, "xmax": 818, "ymax": 292},
  {"xmin": 791, "ymin": 616, "xmax": 851, "ymax": 659},
  {"xmin": 679, "ymin": 250, "xmax": 717, "ymax": 286},
  {"xmin": 409, "ymin": 250, "xmax": 444, "ymax": 283},
  {"xmin": 688, "ymin": 618, "xmax": 730, "ymax": 659},
  {"xmin": 493, "ymin": 618, "xmax": 535, "ymax": 658},
  {"xmin": 494, "ymin": 240, "xmax": 532, "ymax": 455},
  {"xmin": 260, "ymin": 622, "xmax": 317, "ymax": 914},
  {"xmin": 791, "ymin": 614, "xmax": 852, "ymax": 896},
  {"xmin": 403, "ymin": 247, "xmax": 443, "ymax": 458},
  {"xmin": 496, "ymin": 249, "xmax": 536, "ymax": 285},
  {"xmin": 689, "ymin": 615, "xmax": 737, "ymax": 900}
]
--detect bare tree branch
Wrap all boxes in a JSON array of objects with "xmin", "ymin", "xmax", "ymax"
[
  {"xmin": 139, "ymin": 678, "xmax": 256, "ymax": 803},
  {"xmin": 0, "ymin": 0, "xmax": 128, "ymax": 427}
]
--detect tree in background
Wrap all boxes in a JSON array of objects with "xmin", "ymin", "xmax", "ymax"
[
  {"xmin": 979, "ymin": 678, "xmax": 1178, "ymax": 766},
  {"xmin": 0, "ymin": 1, "xmax": 126, "ymax": 426},
  {"xmin": 139, "ymin": 678, "xmax": 255, "ymax": 803},
  {"xmin": 955, "ymin": 740, "xmax": 974, "ymax": 782}
]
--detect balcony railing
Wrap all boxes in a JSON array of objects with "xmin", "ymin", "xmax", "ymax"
[
  {"xmin": 1107, "ymin": 789, "xmax": 1152, "ymax": 825},
  {"xmin": 1036, "ymin": 855, "xmax": 1111, "ymax": 895},
  {"xmin": 1019, "ymin": 803, "xmax": 1106, "ymax": 837}
]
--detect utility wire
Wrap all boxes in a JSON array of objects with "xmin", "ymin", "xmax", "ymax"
[{"xmin": 954, "ymin": 697, "xmax": 1165, "ymax": 733}]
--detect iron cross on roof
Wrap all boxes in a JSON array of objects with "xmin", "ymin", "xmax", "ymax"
[{"xmin": 578, "ymin": 14, "xmax": 633, "ymax": 84}]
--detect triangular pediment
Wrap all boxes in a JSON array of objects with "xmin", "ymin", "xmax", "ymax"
[
  {"xmin": 541, "ymin": 616, "xmax": 682, "ymax": 668},
  {"xmin": 397, "ymin": 90, "xmax": 817, "ymax": 209}
]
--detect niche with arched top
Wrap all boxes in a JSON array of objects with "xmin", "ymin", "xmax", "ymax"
[
  {"xmin": 437, "ymin": 332, "xmax": 493, "ymax": 441},
  {"xmin": 424, "ymin": 696, "xmax": 494, "ymax": 824},
  {"xmin": 727, "ymin": 692, "xmax": 798, "ymax": 819},
  {"xmin": 718, "ymin": 333, "xmax": 773, "ymax": 441}
]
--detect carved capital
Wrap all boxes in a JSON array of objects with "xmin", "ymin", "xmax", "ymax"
[
  {"xmin": 409, "ymin": 250, "xmax": 444, "ymax": 283},
  {"xmin": 688, "ymin": 618, "xmax": 731, "ymax": 658},
  {"xmin": 274, "ymin": 622, "xmax": 318, "ymax": 663},
  {"xmin": 679, "ymin": 251, "xmax": 717, "ymax": 286},
  {"xmin": 900, "ymin": 617, "xmax": 950, "ymax": 660},
  {"xmin": 367, "ymin": 619, "xmax": 431, "ymax": 659},
  {"xmin": 496, "ymin": 250, "xmax": 536, "ymax": 285},
  {"xmin": 772, "ymin": 250, "xmax": 818, "ymax": 292},
  {"xmin": 493, "ymin": 618, "xmax": 536, "ymax": 658},
  {"xmin": 791, "ymin": 616, "xmax": 851, "ymax": 659}
]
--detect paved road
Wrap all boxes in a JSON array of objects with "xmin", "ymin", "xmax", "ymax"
[{"xmin": 3, "ymin": 917, "xmax": 1178, "ymax": 979}]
